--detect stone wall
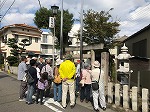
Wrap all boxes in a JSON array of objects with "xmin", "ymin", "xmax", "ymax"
[{"xmin": 107, "ymin": 82, "xmax": 149, "ymax": 112}]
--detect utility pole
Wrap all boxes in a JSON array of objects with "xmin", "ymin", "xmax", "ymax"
[
  {"xmin": 51, "ymin": 5, "xmax": 59, "ymax": 69},
  {"xmin": 80, "ymin": 0, "xmax": 84, "ymax": 71},
  {"xmin": 60, "ymin": 0, "xmax": 63, "ymax": 59}
]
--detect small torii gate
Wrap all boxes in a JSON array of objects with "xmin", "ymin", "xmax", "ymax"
[{"xmin": 65, "ymin": 43, "xmax": 109, "ymax": 88}]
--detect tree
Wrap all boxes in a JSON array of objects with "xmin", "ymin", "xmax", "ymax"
[
  {"xmin": 19, "ymin": 39, "xmax": 31, "ymax": 55},
  {"xmin": 0, "ymin": 53, "xmax": 4, "ymax": 69},
  {"xmin": 82, "ymin": 9, "xmax": 120, "ymax": 48},
  {"xmin": 7, "ymin": 38, "xmax": 20, "ymax": 57},
  {"xmin": 80, "ymin": 9, "xmax": 120, "ymax": 82},
  {"xmin": 33, "ymin": 7, "xmax": 74, "ymax": 50},
  {"xmin": 6, "ymin": 38, "xmax": 30, "ymax": 65}
]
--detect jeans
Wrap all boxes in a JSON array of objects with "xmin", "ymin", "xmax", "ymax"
[
  {"xmin": 53, "ymin": 83, "xmax": 62, "ymax": 101},
  {"xmin": 26, "ymin": 85, "xmax": 34, "ymax": 103},
  {"xmin": 80, "ymin": 84, "xmax": 91, "ymax": 101},
  {"xmin": 75, "ymin": 77, "xmax": 80, "ymax": 92}
]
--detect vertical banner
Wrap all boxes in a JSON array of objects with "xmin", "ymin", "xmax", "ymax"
[{"xmin": 49, "ymin": 17, "xmax": 54, "ymax": 28}]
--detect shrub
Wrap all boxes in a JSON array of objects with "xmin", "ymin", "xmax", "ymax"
[{"xmin": 6, "ymin": 56, "xmax": 19, "ymax": 66}]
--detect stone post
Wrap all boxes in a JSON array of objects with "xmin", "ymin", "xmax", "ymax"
[
  {"xmin": 132, "ymin": 86, "xmax": 137, "ymax": 111},
  {"xmin": 101, "ymin": 52, "xmax": 109, "ymax": 88},
  {"xmin": 123, "ymin": 85, "xmax": 129, "ymax": 109},
  {"xmin": 115, "ymin": 83, "xmax": 120, "ymax": 106},
  {"xmin": 108, "ymin": 82, "xmax": 113, "ymax": 103},
  {"xmin": 142, "ymin": 88, "xmax": 149, "ymax": 112},
  {"xmin": 91, "ymin": 50, "xmax": 95, "ymax": 70}
]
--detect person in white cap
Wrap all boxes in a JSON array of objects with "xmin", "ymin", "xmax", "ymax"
[{"xmin": 91, "ymin": 60, "xmax": 106, "ymax": 112}]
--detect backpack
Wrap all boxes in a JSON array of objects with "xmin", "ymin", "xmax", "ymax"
[
  {"xmin": 54, "ymin": 75, "xmax": 62, "ymax": 84},
  {"xmin": 53, "ymin": 67, "xmax": 62, "ymax": 84},
  {"xmin": 24, "ymin": 70, "xmax": 34, "ymax": 84}
]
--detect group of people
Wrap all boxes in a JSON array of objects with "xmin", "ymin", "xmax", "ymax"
[
  {"xmin": 17, "ymin": 54, "xmax": 106, "ymax": 112},
  {"xmin": 75, "ymin": 60, "xmax": 106, "ymax": 111}
]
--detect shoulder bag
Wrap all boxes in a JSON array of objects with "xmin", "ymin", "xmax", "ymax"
[
  {"xmin": 26, "ymin": 70, "xmax": 34, "ymax": 84},
  {"xmin": 91, "ymin": 70, "xmax": 100, "ymax": 91}
]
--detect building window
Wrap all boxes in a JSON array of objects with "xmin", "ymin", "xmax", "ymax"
[
  {"xmin": 43, "ymin": 34, "xmax": 48, "ymax": 43},
  {"xmin": 2, "ymin": 34, "xmax": 7, "ymax": 43},
  {"xmin": 42, "ymin": 45, "xmax": 48, "ymax": 54},
  {"xmin": 132, "ymin": 39, "xmax": 147, "ymax": 57},
  {"xmin": 35, "ymin": 38, "xmax": 38, "ymax": 43},
  {"xmin": 29, "ymin": 37, "xmax": 32, "ymax": 44},
  {"xmin": 15, "ymin": 35, "xmax": 19, "ymax": 42}
]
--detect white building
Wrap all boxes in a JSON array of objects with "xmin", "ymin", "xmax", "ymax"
[
  {"xmin": 40, "ymin": 29, "xmax": 57, "ymax": 59},
  {"xmin": 0, "ymin": 24, "xmax": 42, "ymax": 58},
  {"xmin": 0, "ymin": 24, "xmax": 57, "ymax": 61}
]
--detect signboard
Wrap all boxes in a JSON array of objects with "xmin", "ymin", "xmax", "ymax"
[{"xmin": 49, "ymin": 17, "xmax": 54, "ymax": 28}]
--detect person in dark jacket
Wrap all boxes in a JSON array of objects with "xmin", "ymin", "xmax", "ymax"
[
  {"xmin": 38, "ymin": 57, "xmax": 45, "ymax": 72},
  {"xmin": 26, "ymin": 59, "xmax": 38, "ymax": 105}
]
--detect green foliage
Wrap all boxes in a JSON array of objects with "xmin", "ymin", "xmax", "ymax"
[
  {"xmin": 7, "ymin": 38, "xmax": 20, "ymax": 57},
  {"xmin": 6, "ymin": 56, "xmax": 18, "ymax": 66},
  {"xmin": 82, "ymin": 9, "xmax": 120, "ymax": 49},
  {"xmin": 34, "ymin": 7, "xmax": 74, "ymax": 50},
  {"xmin": 0, "ymin": 54, "xmax": 4, "ymax": 64},
  {"xmin": 6, "ymin": 38, "xmax": 30, "ymax": 66},
  {"xmin": 19, "ymin": 39, "xmax": 31, "ymax": 54},
  {"xmin": 34, "ymin": 7, "xmax": 51, "ymax": 29},
  {"xmin": 0, "ymin": 54, "xmax": 4, "ymax": 69}
]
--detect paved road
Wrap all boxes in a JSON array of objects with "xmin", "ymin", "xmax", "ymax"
[{"xmin": 0, "ymin": 71, "xmax": 115, "ymax": 112}]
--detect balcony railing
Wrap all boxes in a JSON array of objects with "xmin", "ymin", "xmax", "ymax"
[{"xmin": 41, "ymin": 49, "xmax": 48, "ymax": 54}]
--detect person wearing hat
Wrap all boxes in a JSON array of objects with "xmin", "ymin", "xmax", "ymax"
[
  {"xmin": 59, "ymin": 54, "xmax": 76, "ymax": 109},
  {"xmin": 91, "ymin": 61, "xmax": 106, "ymax": 111},
  {"xmin": 80, "ymin": 63, "xmax": 92, "ymax": 103},
  {"xmin": 53, "ymin": 59, "xmax": 63, "ymax": 102}
]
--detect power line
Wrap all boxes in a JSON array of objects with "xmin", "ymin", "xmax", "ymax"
[
  {"xmin": 0, "ymin": 0, "xmax": 16, "ymax": 22},
  {"xmin": 37, "ymin": 0, "xmax": 42, "ymax": 8},
  {"xmin": 0, "ymin": 0, "xmax": 7, "ymax": 10},
  {"xmin": 119, "ymin": 3, "xmax": 150, "ymax": 36}
]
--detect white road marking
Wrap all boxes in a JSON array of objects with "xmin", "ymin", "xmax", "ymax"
[{"xmin": 43, "ymin": 98, "xmax": 64, "ymax": 112}]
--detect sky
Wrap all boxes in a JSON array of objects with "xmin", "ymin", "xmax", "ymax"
[{"xmin": 0, "ymin": 0, "xmax": 150, "ymax": 37}]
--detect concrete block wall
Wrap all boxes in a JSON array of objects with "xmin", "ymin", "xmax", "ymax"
[{"xmin": 5, "ymin": 65, "xmax": 18, "ymax": 75}]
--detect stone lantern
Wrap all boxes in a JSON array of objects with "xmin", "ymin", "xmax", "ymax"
[{"xmin": 117, "ymin": 43, "xmax": 132, "ymax": 85}]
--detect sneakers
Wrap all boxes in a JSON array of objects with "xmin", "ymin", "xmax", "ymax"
[
  {"xmin": 19, "ymin": 98, "xmax": 26, "ymax": 101},
  {"xmin": 40, "ymin": 102, "xmax": 44, "ymax": 105},
  {"xmin": 70, "ymin": 105, "xmax": 75, "ymax": 109},
  {"xmin": 94, "ymin": 108, "xmax": 99, "ymax": 112},
  {"xmin": 27, "ymin": 102, "xmax": 33, "ymax": 105},
  {"xmin": 80, "ymin": 99, "xmax": 84, "ymax": 102},
  {"xmin": 85, "ymin": 100, "xmax": 89, "ymax": 103},
  {"xmin": 102, "ymin": 107, "xmax": 106, "ymax": 111},
  {"xmin": 62, "ymin": 106, "xmax": 66, "ymax": 109}
]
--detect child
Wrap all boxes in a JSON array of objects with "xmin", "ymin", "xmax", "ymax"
[{"xmin": 36, "ymin": 72, "xmax": 48, "ymax": 105}]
